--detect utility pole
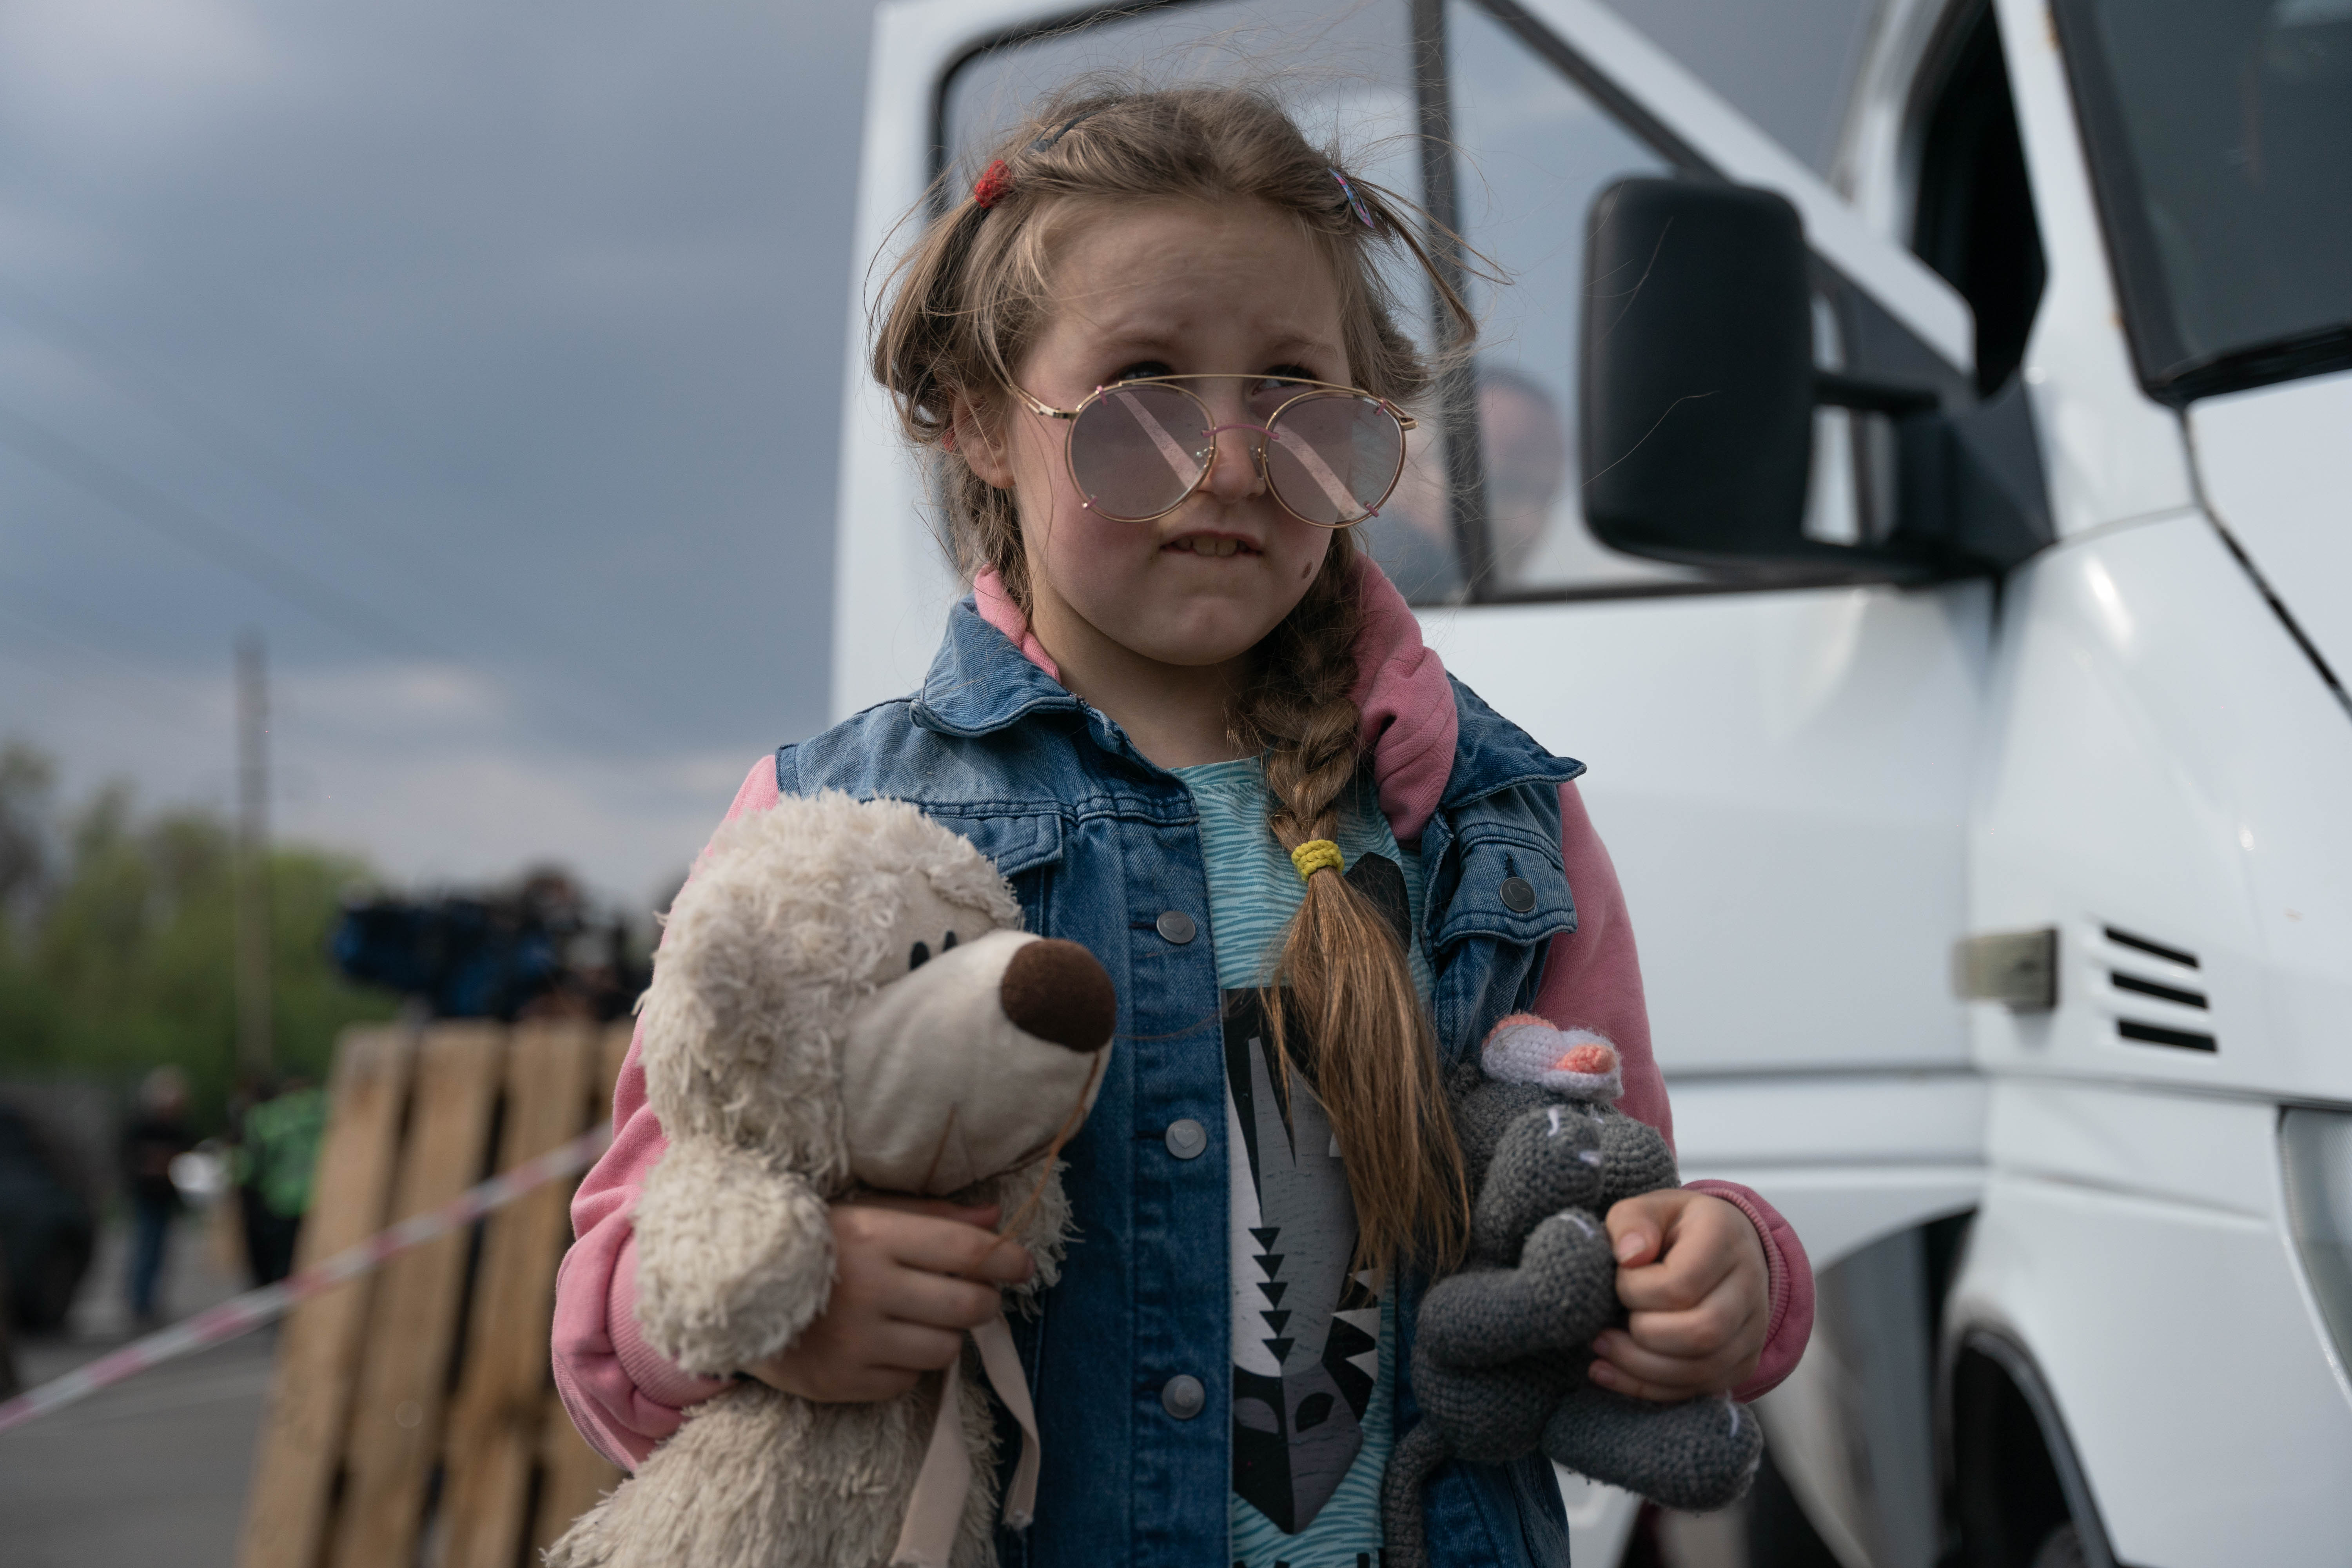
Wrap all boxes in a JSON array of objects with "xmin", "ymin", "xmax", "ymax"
[{"xmin": 234, "ymin": 630, "xmax": 273, "ymax": 1076}]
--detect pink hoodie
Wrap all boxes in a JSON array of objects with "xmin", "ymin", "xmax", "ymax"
[{"xmin": 551, "ymin": 559, "xmax": 1813, "ymax": 1469}]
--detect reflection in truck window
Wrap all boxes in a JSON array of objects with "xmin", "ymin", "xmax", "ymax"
[
  {"xmin": 2056, "ymin": 0, "xmax": 2352, "ymax": 397},
  {"xmin": 1358, "ymin": 365, "xmax": 1564, "ymax": 599},
  {"xmin": 1436, "ymin": 0, "xmax": 1729, "ymax": 599}
]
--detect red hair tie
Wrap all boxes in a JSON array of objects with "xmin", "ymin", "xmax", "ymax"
[{"xmin": 973, "ymin": 159, "xmax": 1014, "ymax": 209}]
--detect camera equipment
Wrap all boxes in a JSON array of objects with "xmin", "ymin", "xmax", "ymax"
[{"xmin": 331, "ymin": 870, "xmax": 647, "ymax": 1021}]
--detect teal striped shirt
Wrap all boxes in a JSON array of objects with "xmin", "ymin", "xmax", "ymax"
[{"xmin": 1169, "ymin": 757, "xmax": 1428, "ymax": 1568}]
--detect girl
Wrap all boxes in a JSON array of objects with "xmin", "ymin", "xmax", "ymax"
[{"xmin": 554, "ymin": 84, "xmax": 1812, "ymax": 1568}]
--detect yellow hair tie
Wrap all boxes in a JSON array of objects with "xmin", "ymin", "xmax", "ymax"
[{"xmin": 1290, "ymin": 839, "xmax": 1344, "ymax": 880}]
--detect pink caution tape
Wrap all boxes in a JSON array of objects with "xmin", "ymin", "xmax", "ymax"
[{"xmin": 0, "ymin": 1120, "xmax": 612, "ymax": 1437}]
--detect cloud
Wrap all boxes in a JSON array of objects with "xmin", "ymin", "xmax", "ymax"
[
  {"xmin": 0, "ymin": 0, "xmax": 876, "ymax": 902},
  {"xmin": 0, "ymin": 0, "xmax": 280, "ymax": 149},
  {"xmin": 0, "ymin": 651, "xmax": 748, "ymax": 904}
]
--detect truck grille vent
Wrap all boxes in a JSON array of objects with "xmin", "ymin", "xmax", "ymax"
[
  {"xmin": 2112, "ymin": 971, "xmax": 2207, "ymax": 1008},
  {"xmin": 2104, "ymin": 926, "xmax": 2198, "ymax": 968},
  {"xmin": 2117, "ymin": 1020, "xmax": 2217, "ymax": 1052},
  {"xmin": 2102, "ymin": 924, "xmax": 2217, "ymax": 1053}
]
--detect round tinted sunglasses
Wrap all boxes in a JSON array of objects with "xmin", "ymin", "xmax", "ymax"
[{"xmin": 1010, "ymin": 374, "xmax": 1415, "ymax": 528}]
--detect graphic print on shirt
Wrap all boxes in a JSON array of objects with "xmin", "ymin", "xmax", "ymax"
[{"xmin": 1224, "ymin": 989, "xmax": 1381, "ymax": 1535}]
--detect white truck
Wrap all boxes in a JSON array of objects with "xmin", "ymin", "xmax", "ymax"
[{"xmin": 831, "ymin": 1, "xmax": 2352, "ymax": 1563}]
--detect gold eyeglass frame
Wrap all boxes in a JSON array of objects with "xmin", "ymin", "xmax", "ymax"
[{"xmin": 1009, "ymin": 373, "xmax": 1417, "ymax": 528}]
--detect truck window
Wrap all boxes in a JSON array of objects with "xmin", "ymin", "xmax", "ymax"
[
  {"xmin": 1354, "ymin": 0, "xmax": 1700, "ymax": 602},
  {"xmin": 940, "ymin": 0, "xmax": 1422, "ymax": 198},
  {"xmin": 1911, "ymin": 4, "xmax": 2046, "ymax": 399},
  {"xmin": 1379, "ymin": 1, "xmax": 1862, "ymax": 602},
  {"xmin": 2053, "ymin": 0, "xmax": 2352, "ymax": 400}
]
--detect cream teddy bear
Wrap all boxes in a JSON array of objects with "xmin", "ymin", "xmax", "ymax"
[{"xmin": 549, "ymin": 791, "xmax": 1116, "ymax": 1568}]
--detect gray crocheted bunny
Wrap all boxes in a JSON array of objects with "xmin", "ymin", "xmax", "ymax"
[{"xmin": 1383, "ymin": 1016, "xmax": 1762, "ymax": 1565}]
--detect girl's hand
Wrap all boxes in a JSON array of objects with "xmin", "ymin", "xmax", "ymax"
[
  {"xmin": 744, "ymin": 1194, "xmax": 1034, "ymax": 1404},
  {"xmin": 1590, "ymin": 1190, "xmax": 1769, "ymax": 1401}
]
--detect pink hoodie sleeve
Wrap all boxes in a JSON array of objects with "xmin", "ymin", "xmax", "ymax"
[
  {"xmin": 1533, "ymin": 782, "xmax": 1813, "ymax": 1401},
  {"xmin": 550, "ymin": 757, "xmax": 781, "ymax": 1469}
]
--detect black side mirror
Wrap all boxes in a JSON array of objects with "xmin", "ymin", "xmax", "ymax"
[
  {"xmin": 1580, "ymin": 179, "xmax": 1822, "ymax": 567},
  {"xmin": 1579, "ymin": 178, "xmax": 2047, "ymax": 580}
]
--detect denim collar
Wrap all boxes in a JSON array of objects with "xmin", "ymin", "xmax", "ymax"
[
  {"xmin": 912, "ymin": 593, "xmax": 1585, "ymax": 807},
  {"xmin": 910, "ymin": 597, "xmax": 1087, "ymax": 739},
  {"xmin": 1439, "ymin": 676, "xmax": 1586, "ymax": 810}
]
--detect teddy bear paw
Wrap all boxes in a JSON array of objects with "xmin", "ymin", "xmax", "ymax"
[{"xmin": 631, "ymin": 1142, "xmax": 835, "ymax": 1374}]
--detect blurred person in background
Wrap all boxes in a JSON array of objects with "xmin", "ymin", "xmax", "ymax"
[
  {"xmin": 1476, "ymin": 366, "xmax": 1570, "ymax": 581},
  {"xmin": 1357, "ymin": 365, "xmax": 1569, "ymax": 599},
  {"xmin": 120, "ymin": 1066, "xmax": 194, "ymax": 1329},
  {"xmin": 237, "ymin": 1075, "xmax": 326, "ymax": 1287}
]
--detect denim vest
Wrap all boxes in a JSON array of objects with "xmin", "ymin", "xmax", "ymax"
[{"xmin": 778, "ymin": 600, "xmax": 1587, "ymax": 1568}]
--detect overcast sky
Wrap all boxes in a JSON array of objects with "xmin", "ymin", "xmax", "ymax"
[{"xmin": 0, "ymin": 0, "xmax": 1869, "ymax": 910}]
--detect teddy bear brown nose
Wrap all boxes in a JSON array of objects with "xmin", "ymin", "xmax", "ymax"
[{"xmin": 999, "ymin": 938, "xmax": 1116, "ymax": 1052}]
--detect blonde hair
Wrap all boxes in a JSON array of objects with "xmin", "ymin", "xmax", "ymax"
[{"xmin": 871, "ymin": 82, "xmax": 1471, "ymax": 1270}]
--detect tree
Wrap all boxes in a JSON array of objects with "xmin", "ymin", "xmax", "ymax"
[{"xmin": 0, "ymin": 741, "xmax": 397, "ymax": 1127}]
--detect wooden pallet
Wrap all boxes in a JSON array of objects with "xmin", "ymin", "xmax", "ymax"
[{"xmin": 238, "ymin": 1019, "xmax": 633, "ymax": 1568}]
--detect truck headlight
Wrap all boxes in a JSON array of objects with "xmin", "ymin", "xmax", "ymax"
[{"xmin": 2283, "ymin": 1109, "xmax": 2352, "ymax": 1377}]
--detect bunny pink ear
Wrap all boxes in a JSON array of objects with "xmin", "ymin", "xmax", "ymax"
[
  {"xmin": 1557, "ymin": 1041, "xmax": 1616, "ymax": 1076},
  {"xmin": 1481, "ymin": 1014, "xmax": 1623, "ymax": 1103}
]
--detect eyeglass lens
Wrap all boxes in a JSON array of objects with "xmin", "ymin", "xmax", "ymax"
[{"xmin": 1067, "ymin": 384, "xmax": 1403, "ymax": 525}]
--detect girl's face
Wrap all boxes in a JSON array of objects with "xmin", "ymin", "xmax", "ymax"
[{"xmin": 967, "ymin": 199, "xmax": 1351, "ymax": 675}]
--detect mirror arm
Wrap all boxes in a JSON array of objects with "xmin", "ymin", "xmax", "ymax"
[
  {"xmin": 1811, "ymin": 371, "xmax": 2050, "ymax": 577},
  {"xmin": 1813, "ymin": 370, "xmax": 1940, "ymax": 415},
  {"xmin": 1888, "ymin": 385, "xmax": 2053, "ymax": 575}
]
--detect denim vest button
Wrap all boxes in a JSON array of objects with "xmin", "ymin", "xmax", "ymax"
[
  {"xmin": 1499, "ymin": 875, "xmax": 1537, "ymax": 913},
  {"xmin": 1163, "ymin": 1118, "xmax": 1207, "ymax": 1160},
  {"xmin": 1160, "ymin": 1374, "xmax": 1205, "ymax": 1419},
  {"xmin": 1155, "ymin": 909, "xmax": 1197, "ymax": 945}
]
